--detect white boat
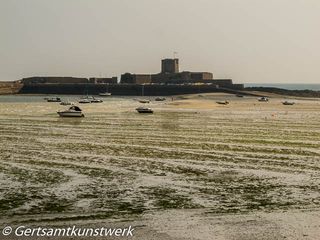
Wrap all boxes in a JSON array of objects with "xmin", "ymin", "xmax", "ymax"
[
  {"xmin": 78, "ymin": 98, "xmax": 91, "ymax": 104},
  {"xmin": 99, "ymin": 84, "xmax": 112, "ymax": 96},
  {"xmin": 90, "ymin": 97, "xmax": 103, "ymax": 103},
  {"xmin": 258, "ymin": 97, "xmax": 269, "ymax": 102},
  {"xmin": 47, "ymin": 97, "xmax": 61, "ymax": 102},
  {"xmin": 136, "ymin": 107, "xmax": 153, "ymax": 114},
  {"xmin": 99, "ymin": 92, "xmax": 112, "ymax": 97},
  {"xmin": 57, "ymin": 106, "xmax": 84, "ymax": 117}
]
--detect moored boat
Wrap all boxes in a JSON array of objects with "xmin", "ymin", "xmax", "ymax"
[
  {"xmin": 282, "ymin": 101, "xmax": 295, "ymax": 105},
  {"xmin": 90, "ymin": 97, "xmax": 103, "ymax": 103},
  {"xmin": 216, "ymin": 100, "xmax": 229, "ymax": 105},
  {"xmin": 60, "ymin": 101, "xmax": 73, "ymax": 106},
  {"xmin": 258, "ymin": 97, "xmax": 269, "ymax": 102},
  {"xmin": 57, "ymin": 106, "xmax": 84, "ymax": 117},
  {"xmin": 78, "ymin": 98, "xmax": 91, "ymax": 104},
  {"xmin": 47, "ymin": 97, "xmax": 61, "ymax": 102},
  {"xmin": 136, "ymin": 107, "xmax": 153, "ymax": 114},
  {"xmin": 155, "ymin": 97, "xmax": 166, "ymax": 101},
  {"xmin": 138, "ymin": 99, "xmax": 150, "ymax": 103},
  {"xmin": 99, "ymin": 92, "xmax": 112, "ymax": 97}
]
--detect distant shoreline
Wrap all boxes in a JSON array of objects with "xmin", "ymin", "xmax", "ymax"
[
  {"xmin": 245, "ymin": 87, "xmax": 320, "ymax": 98},
  {"xmin": 245, "ymin": 83, "xmax": 320, "ymax": 91}
]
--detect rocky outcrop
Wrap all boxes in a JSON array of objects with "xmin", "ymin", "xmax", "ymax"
[
  {"xmin": 245, "ymin": 87, "xmax": 320, "ymax": 98},
  {"xmin": 0, "ymin": 81, "xmax": 23, "ymax": 95}
]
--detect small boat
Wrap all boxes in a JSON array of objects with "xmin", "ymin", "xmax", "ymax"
[
  {"xmin": 258, "ymin": 97, "xmax": 269, "ymax": 102},
  {"xmin": 216, "ymin": 100, "xmax": 229, "ymax": 105},
  {"xmin": 57, "ymin": 106, "xmax": 84, "ymax": 117},
  {"xmin": 78, "ymin": 98, "xmax": 91, "ymax": 104},
  {"xmin": 155, "ymin": 97, "xmax": 166, "ymax": 101},
  {"xmin": 60, "ymin": 101, "xmax": 73, "ymax": 106},
  {"xmin": 99, "ymin": 84, "xmax": 112, "ymax": 96},
  {"xmin": 47, "ymin": 97, "xmax": 61, "ymax": 102},
  {"xmin": 136, "ymin": 107, "xmax": 153, "ymax": 114},
  {"xmin": 90, "ymin": 97, "xmax": 103, "ymax": 103},
  {"xmin": 282, "ymin": 101, "xmax": 295, "ymax": 105},
  {"xmin": 99, "ymin": 92, "xmax": 112, "ymax": 97},
  {"xmin": 138, "ymin": 99, "xmax": 150, "ymax": 104}
]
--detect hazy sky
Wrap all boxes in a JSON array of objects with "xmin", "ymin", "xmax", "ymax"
[{"xmin": 1, "ymin": 0, "xmax": 320, "ymax": 83}]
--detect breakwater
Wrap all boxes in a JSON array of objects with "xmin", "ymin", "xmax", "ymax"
[{"xmin": 19, "ymin": 83, "xmax": 245, "ymax": 96}]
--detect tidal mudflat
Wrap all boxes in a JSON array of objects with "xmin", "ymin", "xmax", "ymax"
[{"xmin": 0, "ymin": 94, "xmax": 319, "ymax": 239}]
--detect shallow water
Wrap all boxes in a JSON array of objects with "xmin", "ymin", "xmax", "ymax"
[{"xmin": 0, "ymin": 95, "xmax": 320, "ymax": 225}]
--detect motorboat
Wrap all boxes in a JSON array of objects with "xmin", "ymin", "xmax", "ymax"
[
  {"xmin": 282, "ymin": 101, "xmax": 295, "ymax": 105},
  {"xmin": 47, "ymin": 97, "xmax": 61, "ymax": 102},
  {"xmin": 216, "ymin": 100, "xmax": 229, "ymax": 105},
  {"xmin": 57, "ymin": 106, "xmax": 84, "ymax": 117},
  {"xmin": 155, "ymin": 97, "xmax": 166, "ymax": 101},
  {"xmin": 99, "ymin": 92, "xmax": 112, "ymax": 97},
  {"xmin": 258, "ymin": 97, "xmax": 269, "ymax": 102},
  {"xmin": 136, "ymin": 107, "xmax": 153, "ymax": 114}
]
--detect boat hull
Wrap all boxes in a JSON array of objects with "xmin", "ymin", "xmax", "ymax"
[
  {"xmin": 283, "ymin": 102, "xmax": 295, "ymax": 105},
  {"xmin": 137, "ymin": 110, "xmax": 153, "ymax": 113},
  {"xmin": 57, "ymin": 112, "xmax": 84, "ymax": 117}
]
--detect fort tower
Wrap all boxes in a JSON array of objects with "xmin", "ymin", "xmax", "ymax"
[{"xmin": 161, "ymin": 58, "xmax": 179, "ymax": 74}]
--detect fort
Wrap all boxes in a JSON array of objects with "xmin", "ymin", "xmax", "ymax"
[
  {"xmin": 1, "ymin": 58, "xmax": 245, "ymax": 95},
  {"xmin": 120, "ymin": 58, "xmax": 241, "ymax": 88}
]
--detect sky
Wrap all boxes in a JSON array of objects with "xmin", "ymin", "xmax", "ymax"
[{"xmin": 1, "ymin": 0, "xmax": 320, "ymax": 84}]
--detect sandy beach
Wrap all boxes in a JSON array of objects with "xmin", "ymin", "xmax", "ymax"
[{"xmin": 0, "ymin": 93, "xmax": 319, "ymax": 239}]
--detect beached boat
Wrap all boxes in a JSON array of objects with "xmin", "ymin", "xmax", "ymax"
[
  {"xmin": 138, "ymin": 99, "xmax": 150, "ymax": 103},
  {"xmin": 57, "ymin": 106, "xmax": 84, "ymax": 117},
  {"xmin": 47, "ymin": 97, "xmax": 61, "ymax": 102},
  {"xmin": 90, "ymin": 97, "xmax": 103, "ymax": 103},
  {"xmin": 216, "ymin": 100, "xmax": 229, "ymax": 105},
  {"xmin": 258, "ymin": 97, "xmax": 269, "ymax": 102},
  {"xmin": 78, "ymin": 98, "xmax": 91, "ymax": 104},
  {"xmin": 136, "ymin": 107, "xmax": 153, "ymax": 114},
  {"xmin": 60, "ymin": 101, "xmax": 73, "ymax": 106},
  {"xmin": 282, "ymin": 101, "xmax": 295, "ymax": 105},
  {"xmin": 155, "ymin": 97, "xmax": 166, "ymax": 101}
]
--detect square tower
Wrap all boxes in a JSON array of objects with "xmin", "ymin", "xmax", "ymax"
[{"xmin": 161, "ymin": 58, "xmax": 179, "ymax": 74}]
